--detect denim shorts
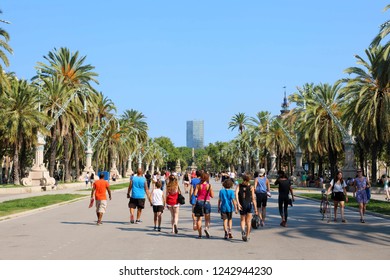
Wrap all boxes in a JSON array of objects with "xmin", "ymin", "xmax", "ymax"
[
  {"xmin": 194, "ymin": 200, "xmax": 211, "ymax": 216},
  {"xmin": 239, "ymin": 203, "xmax": 253, "ymax": 215}
]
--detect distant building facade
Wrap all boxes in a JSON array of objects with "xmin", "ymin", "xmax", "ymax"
[{"xmin": 186, "ymin": 120, "xmax": 204, "ymax": 149}]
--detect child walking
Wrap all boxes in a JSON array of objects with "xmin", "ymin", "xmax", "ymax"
[
  {"xmin": 151, "ymin": 180, "xmax": 165, "ymax": 231},
  {"xmin": 218, "ymin": 179, "xmax": 237, "ymax": 239}
]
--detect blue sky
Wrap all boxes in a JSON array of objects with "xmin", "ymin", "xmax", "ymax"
[{"xmin": 1, "ymin": 0, "xmax": 388, "ymax": 147}]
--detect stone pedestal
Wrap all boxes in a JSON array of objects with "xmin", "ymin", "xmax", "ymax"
[
  {"xmin": 21, "ymin": 132, "xmax": 55, "ymax": 189},
  {"xmin": 78, "ymin": 146, "xmax": 95, "ymax": 181},
  {"xmin": 175, "ymin": 159, "xmax": 182, "ymax": 174},
  {"xmin": 190, "ymin": 162, "xmax": 197, "ymax": 172},
  {"xmin": 268, "ymin": 152, "xmax": 278, "ymax": 179},
  {"xmin": 110, "ymin": 154, "xmax": 122, "ymax": 179},
  {"xmin": 294, "ymin": 147, "xmax": 305, "ymax": 176},
  {"xmin": 342, "ymin": 142, "xmax": 356, "ymax": 180}
]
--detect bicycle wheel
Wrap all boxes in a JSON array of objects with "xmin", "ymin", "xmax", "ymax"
[
  {"xmin": 326, "ymin": 201, "xmax": 331, "ymax": 223},
  {"xmin": 320, "ymin": 200, "xmax": 325, "ymax": 220}
]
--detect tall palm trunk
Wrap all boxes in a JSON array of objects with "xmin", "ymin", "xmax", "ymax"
[
  {"xmin": 49, "ymin": 128, "xmax": 58, "ymax": 178},
  {"xmin": 13, "ymin": 131, "xmax": 22, "ymax": 185},
  {"xmin": 72, "ymin": 128, "xmax": 80, "ymax": 180},
  {"xmin": 371, "ymin": 144, "xmax": 379, "ymax": 184},
  {"xmin": 20, "ymin": 138, "xmax": 28, "ymax": 179},
  {"xmin": 318, "ymin": 155, "xmax": 323, "ymax": 177},
  {"xmin": 63, "ymin": 133, "xmax": 71, "ymax": 182}
]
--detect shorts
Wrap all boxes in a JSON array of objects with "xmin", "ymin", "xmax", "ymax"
[
  {"xmin": 256, "ymin": 192, "xmax": 268, "ymax": 208},
  {"xmin": 220, "ymin": 212, "xmax": 233, "ymax": 220},
  {"xmin": 193, "ymin": 201, "xmax": 211, "ymax": 217},
  {"xmin": 239, "ymin": 203, "xmax": 253, "ymax": 215},
  {"xmin": 153, "ymin": 205, "xmax": 164, "ymax": 213},
  {"xmin": 128, "ymin": 197, "xmax": 145, "ymax": 209},
  {"xmin": 96, "ymin": 200, "xmax": 107, "ymax": 213},
  {"xmin": 333, "ymin": 192, "xmax": 346, "ymax": 202}
]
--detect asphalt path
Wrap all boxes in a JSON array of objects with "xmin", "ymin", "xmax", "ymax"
[{"xmin": 0, "ymin": 180, "xmax": 389, "ymax": 260}]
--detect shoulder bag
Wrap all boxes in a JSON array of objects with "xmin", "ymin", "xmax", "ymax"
[{"xmin": 177, "ymin": 186, "xmax": 185, "ymax": 205}]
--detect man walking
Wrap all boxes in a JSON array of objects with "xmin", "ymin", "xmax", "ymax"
[
  {"xmin": 127, "ymin": 168, "xmax": 152, "ymax": 224},
  {"xmin": 91, "ymin": 172, "xmax": 112, "ymax": 225},
  {"xmin": 254, "ymin": 168, "xmax": 271, "ymax": 227}
]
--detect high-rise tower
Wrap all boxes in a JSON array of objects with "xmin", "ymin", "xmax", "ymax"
[{"xmin": 186, "ymin": 120, "xmax": 204, "ymax": 149}]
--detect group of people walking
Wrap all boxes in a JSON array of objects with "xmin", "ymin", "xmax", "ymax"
[
  {"xmin": 90, "ymin": 167, "xmax": 296, "ymax": 242},
  {"xmin": 89, "ymin": 166, "xmax": 373, "ymax": 241}
]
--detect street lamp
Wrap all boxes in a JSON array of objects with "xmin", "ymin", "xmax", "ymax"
[
  {"xmin": 21, "ymin": 70, "xmax": 65, "ymax": 188},
  {"xmin": 75, "ymin": 92, "xmax": 119, "ymax": 181}
]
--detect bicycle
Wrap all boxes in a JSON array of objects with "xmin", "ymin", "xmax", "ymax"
[{"xmin": 319, "ymin": 189, "xmax": 332, "ymax": 223}]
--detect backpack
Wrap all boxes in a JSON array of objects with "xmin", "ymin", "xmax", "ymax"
[{"xmin": 251, "ymin": 214, "xmax": 261, "ymax": 229}]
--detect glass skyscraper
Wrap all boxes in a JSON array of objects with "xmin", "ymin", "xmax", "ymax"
[{"xmin": 186, "ymin": 120, "xmax": 204, "ymax": 149}]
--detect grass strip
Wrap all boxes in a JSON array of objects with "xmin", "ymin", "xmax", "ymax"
[
  {"xmin": 299, "ymin": 193, "xmax": 390, "ymax": 216},
  {"xmin": 0, "ymin": 194, "xmax": 86, "ymax": 217},
  {"xmin": 78, "ymin": 182, "xmax": 129, "ymax": 192}
]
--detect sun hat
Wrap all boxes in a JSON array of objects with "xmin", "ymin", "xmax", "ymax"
[{"xmin": 259, "ymin": 168, "xmax": 266, "ymax": 176}]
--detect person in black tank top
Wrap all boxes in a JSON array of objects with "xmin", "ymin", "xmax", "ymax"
[
  {"xmin": 235, "ymin": 174, "xmax": 258, "ymax": 242},
  {"xmin": 275, "ymin": 171, "xmax": 294, "ymax": 227}
]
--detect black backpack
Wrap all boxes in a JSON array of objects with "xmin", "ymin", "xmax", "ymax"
[{"xmin": 251, "ymin": 214, "xmax": 261, "ymax": 229}]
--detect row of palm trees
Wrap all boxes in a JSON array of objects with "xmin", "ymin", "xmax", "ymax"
[
  {"xmin": 0, "ymin": 12, "xmax": 167, "ymax": 185},
  {"xmin": 225, "ymin": 5, "xmax": 390, "ymax": 183}
]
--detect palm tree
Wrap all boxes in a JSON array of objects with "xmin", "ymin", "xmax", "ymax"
[
  {"xmin": 121, "ymin": 109, "xmax": 148, "ymax": 144},
  {"xmin": 292, "ymin": 83, "xmax": 344, "ymax": 179},
  {"xmin": 248, "ymin": 112, "xmax": 270, "ymax": 169},
  {"xmin": 36, "ymin": 47, "xmax": 98, "ymax": 89},
  {"xmin": 0, "ymin": 78, "xmax": 46, "ymax": 184},
  {"xmin": 40, "ymin": 75, "xmax": 76, "ymax": 177},
  {"xmin": 0, "ymin": 10, "xmax": 13, "ymax": 86},
  {"xmin": 228, "ymin": 112, "xmax": 249, "ymax": 134},
  {"xmin": 341, "ymin": 46, "xmax": 390, "ymax": 182},
  {"xmin": 36, "ymin": 47, "xmax": 99, "ymax": 179}
]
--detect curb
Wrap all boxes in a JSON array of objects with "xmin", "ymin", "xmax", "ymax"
[
  {"xmin": 0, "ymin": 187, "xmax": 127, "ymax": 222},
  {"xmin": 0, "ymin": 196, "xmax": 88, "ymax": 222}
]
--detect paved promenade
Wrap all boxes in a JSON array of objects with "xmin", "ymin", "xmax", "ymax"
[{"xmin": 0, "ymin": 179, "xmax": 389, "ymax": 260}]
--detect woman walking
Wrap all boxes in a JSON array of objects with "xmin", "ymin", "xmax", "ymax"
[
  {"xmin": 235, "ymin": 174, "xmax": 258, "ymax": 242},
  {"xmin": 353, "ymin": 169, "xmax": 370, "ymax": 223},
  {"xmin": 327, "ymin": 171, "xmax": 348, "ymax": 223},
  {"xmin": 275, "ymin": 171, "xmax": 294, "ymax": 227},
  {"xmin": 165, "ymin": 174, "xmax": 180, "ymax": 234},
  {"xmin": 193, "ymin": 172, "xmax": 214, "ymax": 239}
]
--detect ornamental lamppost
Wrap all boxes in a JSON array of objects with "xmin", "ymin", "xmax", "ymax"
[{"xmin": 75, "ymin": 92, "xmax": 119, "ymax": 181}]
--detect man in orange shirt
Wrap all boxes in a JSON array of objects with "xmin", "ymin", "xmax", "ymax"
[{"xmin": 91, "ymin": 173, "xmax": 112, "ymax": 225}]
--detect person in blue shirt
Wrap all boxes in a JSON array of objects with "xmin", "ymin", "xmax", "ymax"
[
  {"xmin": 218, "ymin": 179, "xmax": 237, "ymax": 239},
  {"xmin": 127, "ymin": 168, "xmax": 152, "ymax": 224}
]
